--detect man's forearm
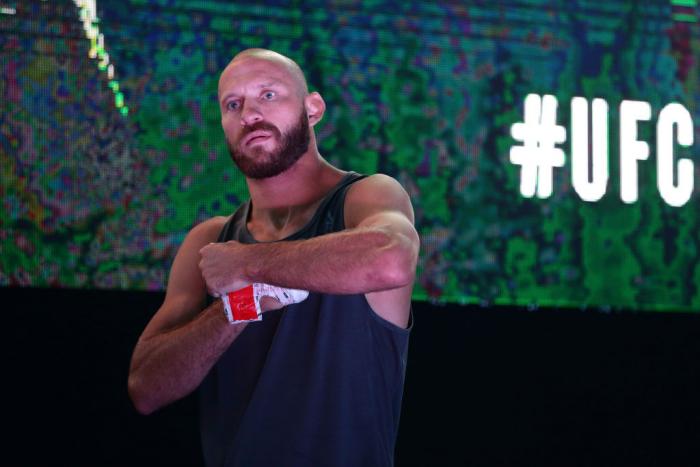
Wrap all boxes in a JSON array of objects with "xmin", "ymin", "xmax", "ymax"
[
  {"xmin": 127, "ymin": 300, "xmax": 246, "ymax": 415},
  {"xmin": 241, "ymin": 226, "xmax": 416, "ymax": 294}
]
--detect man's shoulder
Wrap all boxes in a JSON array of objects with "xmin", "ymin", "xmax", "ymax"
[
  {"xmin": 186, "ymin": 216, "xmax": 230, "ymax": 243},
  {"xmin": 343, "ymin": 173, "xmax": 414, "ymax": 228},
  {"xmin": 345, "ymin": 173, "xmax": 410, "ymax": 204},
  {"xmin": 195, "ymin": 215, "xmax": 230, "ymax": 231}
]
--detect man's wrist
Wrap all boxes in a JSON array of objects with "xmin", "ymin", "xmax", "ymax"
[{"xmin": 241, "ymin": 244, "xmax": 263, "ymax": 283}]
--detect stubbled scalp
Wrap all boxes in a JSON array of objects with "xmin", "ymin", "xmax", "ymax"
[{"xmin": 224, "ymin": 48, "xmax": 309, "ymax": 97}]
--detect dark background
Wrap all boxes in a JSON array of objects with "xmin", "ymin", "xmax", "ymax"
[{"xmin": 5, "ymin": 286, "xmax": 700, "ymax": 466}]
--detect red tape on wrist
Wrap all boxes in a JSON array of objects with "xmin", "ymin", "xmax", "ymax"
[{"xmin": 222, "ymin": 285, "xmax": 261, "ymax": 323}]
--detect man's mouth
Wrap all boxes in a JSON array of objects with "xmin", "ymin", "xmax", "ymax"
[{"xmin": 243, "ymin": 131, "xmax": 272, "ymax": 146}]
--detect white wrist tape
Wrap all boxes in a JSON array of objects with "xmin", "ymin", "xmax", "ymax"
[{"xmin": 221, "ymin": 283, "xmax": 309, "ymax": 324}]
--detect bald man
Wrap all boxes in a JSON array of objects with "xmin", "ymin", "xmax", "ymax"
[{"xmin": 128, "ymin": 49, "xmax": 419, "ymax": 467}]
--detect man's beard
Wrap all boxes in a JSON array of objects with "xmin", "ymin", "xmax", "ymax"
[{"xmin": 227, "ymin": 110, "xmax": 310, "ymax": 179}]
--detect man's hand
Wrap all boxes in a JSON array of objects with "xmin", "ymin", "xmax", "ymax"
[
  {"xmin": 198, "ymin": 240, "xmax": 250, "ymax": 296},
  {"xmin": 199, "ymin": 242, "xmax": 308, "ymax": 314}
]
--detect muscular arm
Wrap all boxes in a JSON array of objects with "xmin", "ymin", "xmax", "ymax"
[
  {"xmin": 127, "ymin": 218, "xmax": 249, "ymax": 415},
  {"xmin": 199, "ymin": 174, "xmax": 420, "ymax": 327}
]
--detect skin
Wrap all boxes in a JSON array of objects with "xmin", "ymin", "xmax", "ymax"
[{"xmin": 128, "ymin": 49, "xmax": 420, "ymax": 415}]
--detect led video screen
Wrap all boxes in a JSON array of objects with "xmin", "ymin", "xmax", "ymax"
[{"xmin": 1, "ymin": 0, "xmax": 699, "ymax": 311}]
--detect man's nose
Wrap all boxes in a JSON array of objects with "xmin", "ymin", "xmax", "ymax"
[{"xmin": 240, "ymin": 101, "xmax": 262, "ymax": 126}]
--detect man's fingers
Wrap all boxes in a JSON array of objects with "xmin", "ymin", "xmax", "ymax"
[
  {"xmin": 259, "ymin": 296, "xmax": 284, "ymax": 312},
  {"xmin": 198, "ymin": 242, "xmax": 212, "ymax": 256}
]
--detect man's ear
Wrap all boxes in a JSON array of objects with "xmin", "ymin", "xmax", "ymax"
[{"xmin": 304, "ymin": 92, "xmax": 326, "ymax": 127}]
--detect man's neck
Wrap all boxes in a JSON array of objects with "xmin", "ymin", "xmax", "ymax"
[{"xmin": 245, "ymin": 151, "xmax": 346, "ymax": 236}]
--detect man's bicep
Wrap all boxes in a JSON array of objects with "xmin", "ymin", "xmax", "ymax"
[
  {"xmin": 140, "ymin": 217, "xmax": 226, "ymax": 340},
  {"xmin": 355, "ymin": 210, "xmax": 418, "ymax": 244}
]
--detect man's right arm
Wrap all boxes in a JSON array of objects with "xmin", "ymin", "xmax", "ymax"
[{"xmin": 127, "ymin": 216, "xmax": 248, "ymax": 415}]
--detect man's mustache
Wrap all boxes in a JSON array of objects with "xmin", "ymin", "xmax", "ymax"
[{"xmin": 239, "ymin": 121, "xmax": 281, "ymax": 141}]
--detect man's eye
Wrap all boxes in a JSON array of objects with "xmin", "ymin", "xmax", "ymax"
[
  {"xmin": 262, "ymin": 91, "xmax": 275, "ymax": 100},
  {"xmin": 226, "ymin": 101, "xmax": 239, "ymax": 111}
]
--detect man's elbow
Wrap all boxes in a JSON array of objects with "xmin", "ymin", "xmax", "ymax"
[
  {"xmin": 128, "ymin": 373, "xmax": 159, "ymax": 416},
  {"xmin": 374, "ymin": 236, "xmax": 418, "ymax": 289}
]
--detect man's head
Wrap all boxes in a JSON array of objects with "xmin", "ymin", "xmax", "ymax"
[{"xmin": 217, "ymin": 49, "xmax": 325, "ymax": 179}]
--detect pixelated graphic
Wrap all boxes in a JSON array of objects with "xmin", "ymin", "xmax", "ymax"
[{"xmin": 1, "ymin": 0, "xmax": 699, "ymax": 311}]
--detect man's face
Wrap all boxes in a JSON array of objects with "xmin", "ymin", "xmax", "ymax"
[
  {"xmin": 218, "ymin": 57, "xmax": 310, "ymax": 179},
  {"xmin": 226, "ymin": 107, "xmax": 309, "ymax": 179}
]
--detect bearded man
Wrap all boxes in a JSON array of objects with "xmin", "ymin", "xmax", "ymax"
[{"xmin": 128, "ymin": 48, "xmax": 419, "ymax": 467}]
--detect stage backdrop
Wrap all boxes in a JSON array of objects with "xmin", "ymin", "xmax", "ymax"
[{"xmin": 1, "ymin": 0, "xmax": 699, "ymax": 311}]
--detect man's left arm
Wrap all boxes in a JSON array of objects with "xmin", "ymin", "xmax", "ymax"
[{"xmin": 198, "ymin": 174, "xmax": 419, "ymax": 328}]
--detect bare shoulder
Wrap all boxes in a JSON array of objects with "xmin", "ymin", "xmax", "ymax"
[
  {"xmin": 347, "ymin": 173, "xmax": 410, "ymax": 201},
  {"xmin": 186, "ymin": 216, "xmax": 229, "ymax": 244},
  {"xmin": 345, "ymin": 173, "xmax": 415, "ymax": 227}
]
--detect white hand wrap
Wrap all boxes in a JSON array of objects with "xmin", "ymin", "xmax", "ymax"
[{"xmin": 221, "ymin": 283, "xmax": 309, "ymax": 324}]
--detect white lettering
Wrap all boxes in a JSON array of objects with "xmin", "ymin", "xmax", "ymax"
[
  {"xmin": 571, "ymin": 97, "xmax": 609, "ymax": 202},
  {"xmin": 511, "ymin": 96, "xmax": 695, "ymax": 206},
  {"xmin": 657, "ymin": 103, "xmax": 694, "ymax": 207},
  {"xmin": 619, "ymin": 100, "xmax": 652, "ymax": 203}
]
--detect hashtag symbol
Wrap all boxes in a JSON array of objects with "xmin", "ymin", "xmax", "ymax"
[{"xmin": 510, "ymin": 94, "xmax": 567, "ymax": 198}]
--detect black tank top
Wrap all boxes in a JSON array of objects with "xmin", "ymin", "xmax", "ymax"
[{"xmin": 199, "ymin": 172, "xmax": 412, "ymax": 467}]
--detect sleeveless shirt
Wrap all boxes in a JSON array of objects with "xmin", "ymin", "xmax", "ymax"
[{"xmin": 199, "ymin": 172, "xmax": 412, "ymax": 467}]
